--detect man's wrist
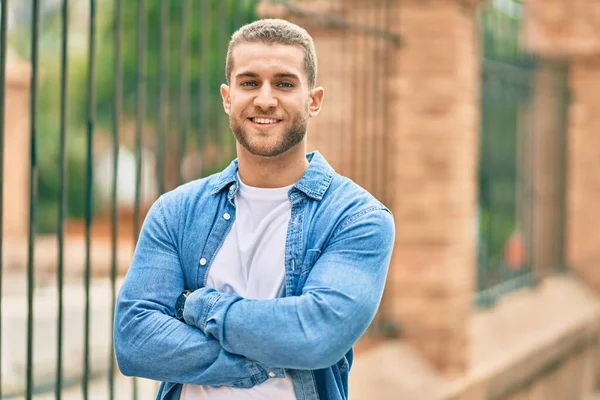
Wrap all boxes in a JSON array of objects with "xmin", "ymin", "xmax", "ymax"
[
  {"xmin": 182, "ymin": 287, "xmax": 222, "ymax": 331},
  {"xmin": 175, "ymin": 290, "xmax": 192, "ymax": 321}
]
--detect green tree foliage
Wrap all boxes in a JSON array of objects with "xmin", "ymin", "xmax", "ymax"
[
  {"xmin": 71, "ymin": 0, "xmax": 258, "ymax": 152},
  {"xmin": 32, "ymin": 0, "xmax": 257, "ymax": 233}
]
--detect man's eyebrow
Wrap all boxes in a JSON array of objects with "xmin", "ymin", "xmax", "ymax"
[
  {"xmin": 235, "ymin": 71, "xmax": 259, "ymax": 79},
  {"xmin": 235, "ymin": 71, "xmax": 301, "ymax": 80},
  {"xmin": 274, "ymin": 72, "xmax": 300, "ymax": 81}
]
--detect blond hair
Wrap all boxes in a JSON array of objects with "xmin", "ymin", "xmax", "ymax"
[{"xmin": 225, "ymin": 19, "xmax": 317, "ymax": 88}]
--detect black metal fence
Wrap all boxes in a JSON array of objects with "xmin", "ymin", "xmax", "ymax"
[
  {"xmin": 476, "ymin": 0, "xmax": 569, "ymax": 307},
  {"xmin": 0, "ymin": 0, "xmax": 397, "ymax": 398}
]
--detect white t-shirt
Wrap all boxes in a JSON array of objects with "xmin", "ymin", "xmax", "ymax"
[{"xmin": 182, "ymin": 176, "xmax": 297, "ymax": 400}]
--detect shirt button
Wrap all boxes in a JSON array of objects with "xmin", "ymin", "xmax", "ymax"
[
  {"xmin": 268, "ymin": 371, "xmax": 276, "ymax": 378},
  {"xmin": 223, "ymin": 213, "xmax": 231, "ymax": 220},
  {"xmin": 229, "ymin": 184, "xmax": 236, "ymax": 192},
  {"xmin": 200, "ymin": 258, "xmax": 207, "ymax": 266}
]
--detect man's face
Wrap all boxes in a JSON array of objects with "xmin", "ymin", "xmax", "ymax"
[{"xmin": 221, "ymin": 42, "xmax": 324, "ymax": 158}]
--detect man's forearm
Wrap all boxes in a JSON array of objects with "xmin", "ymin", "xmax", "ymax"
[
  {"xmin": 183, "ymin": 287, "xmax": 363, "ymax": 370},
  {"xmin": 114, "ymin": 284, "xmax": 285, "ymax": 386},
  {"xmin": 113, "ymin": 197, "xmax": 285, "ymax": 386},
  {"xmin": 182, "ymin": 208, "xmax": 394, "ymax": 371}
]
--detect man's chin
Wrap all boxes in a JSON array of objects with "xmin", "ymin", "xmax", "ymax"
[
  {"xmin": 233, "ymin": 127, "xmax": 307, "ymax": 158},
  {"xmin": 243, "ymin": 144, "xmax": 288, "ymax": 158},
  {"xmin": 238, "ymin": 139, "xmax": 302, "ymax": 158}
]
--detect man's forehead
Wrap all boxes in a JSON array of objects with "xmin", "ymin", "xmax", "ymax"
[{"xmin": 232, "ymin": 42, "xmax": 304, "ymax": 71}]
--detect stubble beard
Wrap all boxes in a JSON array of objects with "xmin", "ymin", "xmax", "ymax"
[{"xmin": 230, "ymin": 108, "xmax": 309, "ymax": 158}]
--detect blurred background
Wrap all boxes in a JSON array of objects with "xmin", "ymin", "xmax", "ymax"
[{"xmin": 1, "ymin": 0, "xmax": 600, "ymax": 399}]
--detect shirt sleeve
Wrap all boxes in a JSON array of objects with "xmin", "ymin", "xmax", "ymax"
[
  {"xmin": 183, "ymin": 207, "xmax": 395, "ymax": 370},
  {"xmin": 113, "ymin": 196, "xmax": 283, "ymax": 386}
]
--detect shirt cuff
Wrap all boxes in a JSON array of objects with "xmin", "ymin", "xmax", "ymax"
[
  {"xmin": 182, "ymin": 287, "xmax": 286, "ymax": 380},
  {"xmin": 182, "ymin": 287, "xmax": 221, "ymax": 332}
]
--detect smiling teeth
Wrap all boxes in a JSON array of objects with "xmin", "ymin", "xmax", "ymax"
[{"xmin": 253, "ymin": 118, "xmax": 279, "ymax": 124}]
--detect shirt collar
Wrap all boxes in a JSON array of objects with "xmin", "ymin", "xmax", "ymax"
[{"xmin": 210, "ymin": 151, "xmax": 334, "ymax": 201}]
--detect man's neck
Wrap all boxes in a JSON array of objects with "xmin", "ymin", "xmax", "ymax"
[{"xmin": 236, "ymin": 144, "xmax": 309, "ymax": 188}]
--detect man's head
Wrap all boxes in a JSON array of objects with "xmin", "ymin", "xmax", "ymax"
[
  {"xmin": 225, "ymin": 19, "xmax": 317, "ymax": 90},
  {"xmin": 221, "ymin": 19, "xmax": 324, "ymax": 158}
]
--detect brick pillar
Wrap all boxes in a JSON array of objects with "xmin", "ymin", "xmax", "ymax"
[
  {"xmin": 257, "ymin": 0, "xmax": 389, "ymax": 200},
  {"xmin": 2, "ymin": 57, "xmax": 31, "ymax": 240},
  {"xmin": 566, "ymin": 57, "xmax": 600, "ymax": 289},
  {"xmin": 530, "ymin": 61, "xmax": 569, "ymax": 276},
  {"xmin": 386, "ymin": 0, "xmax": 482, "ymax": 376},
  {"xmin": 258, "ymin": 0, "xmax": 482, "ymax": 375},
  {"xmin": 523, "ymin": 0, "xmax": 600, "ymax": 290}
]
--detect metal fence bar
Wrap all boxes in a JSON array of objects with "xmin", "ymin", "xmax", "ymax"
[
  {"xmin": 83, "ymin": 0, "xmax": 97, "ymax": 398},
  {"xmin": 233, "ymin": 0, "xmax": 243, "ymax": 29},
  {"xmin": 349, "ymin": 18, "xmax": 359, "ymax": 179},
  {"xmin": 368, "ymin": 0, "xmax": 377, "ymax": 198},
  {"xmin": 368, "ymin": 0, "xmax": 379, "ymax": 198},
  {"xmin": 178, "ymin": 0, "xmax": 190, "ymax": 186},
  {"xmin": 109, "ymin": 0, "xmax": 123, "ymax": 398},
  {"xmin": 217, "ymin": 0, "xmax": 226, "ymax": 166},
  {"xmin": 327, "ymin": 0, "xmax": 337, "ymax": 164},
  {"xmin": 326, "ymin": 0, "xmax": 338, "ymax": 163},
  {"xmin": 339, "ymin": 4, "xmax": 348, "ymax": 178},
  {"xmin": 26, "ymin": 0, "xmax": 40, "ymax": 397},
  {"xmin": 477, "ymin": 66, "xmax": 493, "ymax": 308},
  {"xmin": 157, "ymin": 0, "xmax": 169, "ymax": 195},
  {"xmin": 382, "ymin": 0, "xmax": 391, "ymax": 208},
  {"xmin": 134, "ymin": 0, "xmax": 146, "ymax": 287},
  {"xmin": 247, "ymin": 1, "xmax": 256, "ymax": 28},
  {"xmin": 198, "ymin": 0, "xmax": 210, "ymax": 178},
  {"xmin": 56, "ymin": 0, "xmax": 69, "ymax": 398},
  {"xmin": 133, "ymin": 2, "xmax": 147, "ymax": 396},
  {"xmin": 0, "ymin": 0, "xmax": 7, "ymax": 396},
  {"xmin": 375, "ymin": 0, "xmax": 393, "ymax": 333},
  {"xmin": 358, "ymin": 1, "xmax": 368, "ymax": 189}
]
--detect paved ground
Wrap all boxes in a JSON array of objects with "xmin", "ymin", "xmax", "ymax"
[
  {"xmin": 8, "ymin": 359, "xmax": 600, "ymax": 400},
  {"xmin": 10, "ymin": 375, "xmax": 160, "ymax": 399},
  {"xmin": 10, "ymin": 342, "xmax": 444, "ymax": 400},
  {"xmin": 5, "ymin": 277, "xmax": 600, "ymax": 399}
]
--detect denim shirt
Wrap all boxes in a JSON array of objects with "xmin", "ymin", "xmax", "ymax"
[{"xmin": 114, "ymin": 151, "xmax": 395, "ymax": 400}]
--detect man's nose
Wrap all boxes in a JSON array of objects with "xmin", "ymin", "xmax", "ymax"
[{"xmin": 253, "ymin": 85, "xmax": 278, "ymax": 110}]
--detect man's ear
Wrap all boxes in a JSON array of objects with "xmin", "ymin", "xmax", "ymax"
[
  {"xmin": 221, "ymin": 84, "xmax": 231, "ymax": 115},
  {"xmin": 308, "ymin": 86, "xmax": 324, "ymax": 118}
]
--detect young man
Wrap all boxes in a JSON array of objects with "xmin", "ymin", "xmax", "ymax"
[{"xmin": 114, "ymin": 19, "xmax": 395, "ymax": 400}]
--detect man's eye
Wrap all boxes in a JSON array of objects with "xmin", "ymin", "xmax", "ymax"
[
  {"xmin": 278, "ymin": 82, "xmax": 294, "ymax": 88},
  {"xmin": 241, "ymin": 81, "xmax": 258, "ymax": 87}
]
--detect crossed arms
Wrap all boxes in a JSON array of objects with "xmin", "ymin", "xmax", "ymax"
[{"xmin": 114, "ymin": 197, "xmax": 395, "ymax": 386}]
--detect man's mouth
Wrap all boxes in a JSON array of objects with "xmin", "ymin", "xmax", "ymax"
[{"xmin": 249, "ymin": 117, "xmax": 282, "ymax": 125}]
